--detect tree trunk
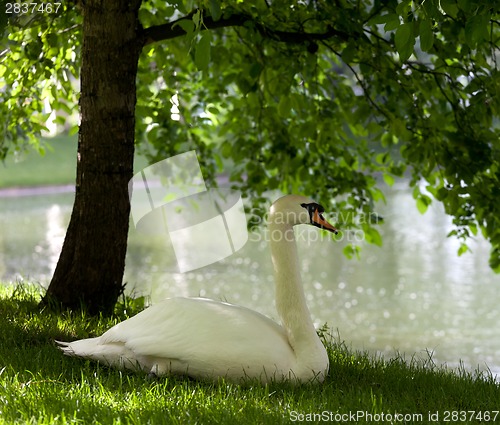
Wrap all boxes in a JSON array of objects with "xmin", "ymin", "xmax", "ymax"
[{"xmin": 42, "ymin": 0, "xmax": 143, "ymax": 315}]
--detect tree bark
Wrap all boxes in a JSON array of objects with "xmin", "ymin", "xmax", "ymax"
[{"xmin": 42, "ymin": 0, "xmax": 143, "ymax": 315}]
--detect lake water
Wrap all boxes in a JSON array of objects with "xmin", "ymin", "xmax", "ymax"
[{"xmin": 1, "ymin": 182, "xmax": 499, "ymax": 378}]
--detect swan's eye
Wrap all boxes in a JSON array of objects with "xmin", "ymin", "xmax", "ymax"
[
  {"xmin": 300, "ymin": 202, "xmax": 324, "ymax": 214},
  {"xmin": 300, "ymin": 202, "xmax": 321, "ymax": 222}
]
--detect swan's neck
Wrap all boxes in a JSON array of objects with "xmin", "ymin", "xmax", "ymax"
[{"xmin": 269, "ymin": 221, "xmax": 318, "ymax": 350}]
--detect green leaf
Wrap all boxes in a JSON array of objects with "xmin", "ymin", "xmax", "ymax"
[
  {"xmin": 383, "ymin": 173, "xmax": 395, "ymax": 187},
  {"xmin": 381, "ymin": 132, "xmax": 396, "ymax": 147},
  {"xmin": 419, "ymin": 19, "xmax": 434, "ymax": 52},
  {"xmin": 194, "ymin": 32, "xmax": 211, "ymax": 72},
  {"xmin": 416, "ymin": 194, "xmax": 432, "ymax": 214},
  {"xmin": 458, "ymin": 0, "xmax": 473, "ymax": 13},
  {"xmin": 172, "ymin": 19, "xmax": 195, "ymax": 35},
  {"xmin": 371, "ymin": 187, "xmax": 386, "ymax": 203},
  {"xmin": 278, "ymin": 96, "xmax": 292, "ymax": 117},
  {"xmin": 45, "ymin": 33, "xmax": 59, "ymax": 48},
  {"xmin": 489, "ymin": 250, "xmax": 500, "ymax": 273},
  {"xmin": 69, "ymin": 125, "xmax": 79, "ymax": 136},
  {"xmin": 439, "ymin": 0, "xmax": 458, "ymax": 17},
  {"xmin": 421, "ymin": 0, "xmax": 443, "ymax": 20},
  {"xmin": 53, "ymin": 116, "xmax": 66, "ymax": 125},
  {"xmin": 384, "ymin": 14, "xmax": 401, "ymax": 32},
  {"xmin": 341, "ymin": 41, "xmax": 356, "ymax": 64},
  {"xmin": 436, "ymin": 187, "xmax": 449, "ymax": 201},
  {"xmin": 396, "ymin": 0, "xmax": 412, "ymax": 17},
  {"xmin": 465, "ymin": 14, "xmax": 490, "ymax": 48},
  {"xmin": 457, "ymin": 243, "xmax": 470, "ymax": 256},
  {"xmin": 343, "ymin": 244, "xmax": 361, "ymax": 260},
  {"xmin": 376, "ymin": 152, "xmax": 389, "ymax": 164},
  {"xmin": 220, "ymin": 141, "xmax": 232, "ymax": 158},
  {"xmin": 416, "ymin": 198, "xmax": 427, "ymax": 214},
  {"xmin": 209, "ymin": 0, "xmax": 222, "ymax": 21},
  {"xmin": 391, "ymin": 118, "xmax": 410, "ymax": 140},
  {"xmin": 192, "ymin": 9, "xmax": 202, "ymax": 29},
  {"xmin": 395, "ymin": 22, "xmax": 415, "ymax": 62},
  {"xmin": 365, "ymin": 227, "xmax": 383, "ymax": 246}
]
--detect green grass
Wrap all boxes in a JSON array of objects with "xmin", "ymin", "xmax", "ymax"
[
  {"xmin": 0, "ymin": 135, "xmax": 78, "ymax": 188},
  {"xmin": 0, "ymin": 283, "xmax": 499, "ymax": 425},
  {"xmin": 0, "ymin": 135, "xmax": 149, "ymax": 188}
]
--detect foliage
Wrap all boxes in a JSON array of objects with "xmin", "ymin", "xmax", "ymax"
[
  {"xmin": 1, "ymin": 0, "xmax": 500, "ymax": 269},
  {"xmin": 133, "ymin": 0, "xmax": 500, "ymax": 271},
  {"xmin": 0, "ymin": 3, "xmax": 80, "ymax": 157},
  {"xmin": 1, "ymin": 284, "xmax": 499, "ymax": 424}
]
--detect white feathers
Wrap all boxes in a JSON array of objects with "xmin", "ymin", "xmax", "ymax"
[{"xmin": 57, "ymin": 195, "xmax": 333, "ymax": 384}]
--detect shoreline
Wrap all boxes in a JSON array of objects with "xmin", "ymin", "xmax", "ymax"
[{"xmin": 0, "ymin": 184, "xmax": 75, "ymax": 198}]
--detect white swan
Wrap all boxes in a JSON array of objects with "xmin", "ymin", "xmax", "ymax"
[{"xmin": 57, "ymin": 194, "xmax": 338, "ymax": 384}]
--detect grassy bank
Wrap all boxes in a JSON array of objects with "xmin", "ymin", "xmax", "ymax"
[
  {"xmin": 0, "ymin": 284, "xmax": 499, "ymax": 424},
  {"xmin": 0, "ymin": 135, "xmax": 78, "ymax": 188}
]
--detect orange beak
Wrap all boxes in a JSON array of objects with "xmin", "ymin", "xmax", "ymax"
[{"xmin": 312, "ymin": 209, "xmax": 338, "ymax": 234}]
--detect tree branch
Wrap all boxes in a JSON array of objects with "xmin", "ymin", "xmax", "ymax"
[
  {"xmin": 141, "ymin": 9, "xmax": 350, "ymax": 47},
  {"xmin": 320, "ymin": 40, "xmax": 390, "ymax": 123}
]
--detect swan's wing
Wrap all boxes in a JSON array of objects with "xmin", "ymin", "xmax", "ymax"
[{"xmin": 99, "ymin": 297, "xmax": 293, "ymax": 368}]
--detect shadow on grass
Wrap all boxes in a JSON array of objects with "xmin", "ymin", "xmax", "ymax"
[{"xmin": 1, "ymin": 283, "xmax": 499, "ymax": 425}]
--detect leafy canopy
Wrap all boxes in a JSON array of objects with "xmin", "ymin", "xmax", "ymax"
[{"xmin": 1, "ymin": 0, "xmax": 500, "ymax": 270}]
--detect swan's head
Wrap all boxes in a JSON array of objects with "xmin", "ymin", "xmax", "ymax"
[{"xmin": 269, "ymin": 195, "xmax": 338, "ymax": 234}]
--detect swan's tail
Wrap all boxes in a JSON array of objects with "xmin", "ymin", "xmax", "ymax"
[
  {"xmin": 55, "ymin": 337, "xmax": 105, "ymax": 358},
  {"xmin": 55, "ymin": 338, "xmax": 143, "ymax": 371},
  {"xmin": 55, "ymin": 339, "xmax": 77, "ymax": 356}
]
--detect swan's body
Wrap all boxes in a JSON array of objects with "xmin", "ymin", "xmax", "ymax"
[{"xmin": 57, "ymin": 195, "xmax": 338, "ymax": 384}]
